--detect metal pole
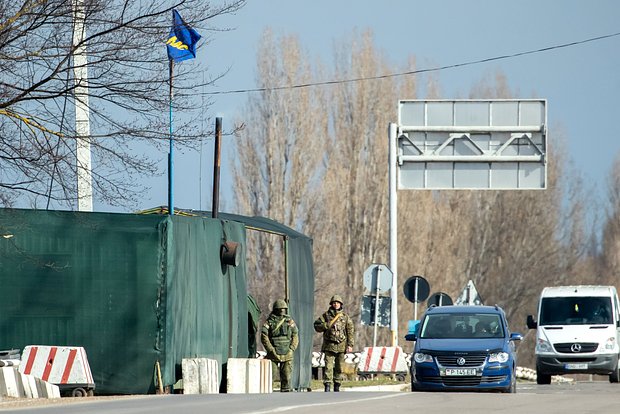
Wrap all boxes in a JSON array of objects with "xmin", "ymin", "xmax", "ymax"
[
  {"xmin": 212, "ymin": 117, "xmax": 222, "ymax": 218},
  {"xmin": 373, "ymin": 267, "xmax": 381, "ymax": 347},
  {"xmin": 389, "ymin": 123, "xmax": 398, "ymax": 346},
  {"xmin": 414, "ymin": 277, "xmax": 419, "ymax": 321},
  {"xmin": 284, "ymin": 236, "xmax": 289, "ymax": 302},
  {"xmin": 168, "ymin": 59, "xmax": 174, "ymax": 215}
]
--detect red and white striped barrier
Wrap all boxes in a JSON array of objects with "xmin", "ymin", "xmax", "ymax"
[
  {"xmin": 357, "ymin": 347, "xmax": 408, "ymax": 375},
  {"xmin": 19, "ymin": 345, "xmax": 94, "ymax": 396}
]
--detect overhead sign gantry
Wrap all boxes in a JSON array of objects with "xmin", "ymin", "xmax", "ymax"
[{"xmin": 388, "ymin": 99, "xmax": 547, "ymax": 346}]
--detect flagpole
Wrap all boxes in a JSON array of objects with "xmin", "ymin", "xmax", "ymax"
[
  {"xmin": 168, "ymin": 58, "xmax": 174, "ymax": 216},
  {"xmin": 166, "ymin": 9, "xmax": 201, "ymax": 217}
]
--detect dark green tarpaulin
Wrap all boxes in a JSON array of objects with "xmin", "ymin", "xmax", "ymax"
[
  {"xmin": 0, "ymin": 208, "xmax": 314, "ymax": 394},
  {"xmin": 162, "ymin": 215, "xmax": 249, "ymax": 391},
  {"xmin": 171, "ymin": 210, "xmax": 315, "ymax": 391},
  {"xmin": 0, "ymin": 209, "xmax": 165, "ymax": 394}
]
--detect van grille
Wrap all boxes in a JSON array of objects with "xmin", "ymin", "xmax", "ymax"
[{"xmin": 553, "ymin": 342, "xmax": 598, "ymax": 353}]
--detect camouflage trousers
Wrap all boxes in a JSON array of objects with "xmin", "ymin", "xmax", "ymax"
[
  {"xmin": 323, "ymin": 351, "xmax": 345, "ymax": 385},
  {"xmin": 271, "ymin": 359, "xmax": 293, "ymax": 391}
]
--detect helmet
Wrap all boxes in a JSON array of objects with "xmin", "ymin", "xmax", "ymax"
[
  {"xmin": 272, "ymin": 299, "xmax": 288, "ymax": 311},
  {"xmin": 330, "ymin": 295, "xmax": 343, "ymax": 305}
]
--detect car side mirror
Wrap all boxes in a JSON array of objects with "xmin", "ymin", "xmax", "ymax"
[
  {"xmin": 405, "ymin": 319, "xmax": 420, "ymax": 341},
  {"xmin": 510, "ymin": 332, "xmax": 523, "ymax": 341},
  {"xmin": 526, "ymin": 315, "xmax": 537, "ymax": 329}
]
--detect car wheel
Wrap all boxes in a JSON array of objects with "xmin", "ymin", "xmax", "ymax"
[
  {"xmin": 502, "ymin": 373, "xmax": 517, "ymax": 393},
  {"xmin": 509, "ymin": 377, "xmax": 517, "ymax": 393},
  {"xmin": 536, "ymin": 371, "xmax": 551, "ymax": 385},
  {"xmin": 609, "ymin": 362, "xmax": 620, "ymax": 383}
]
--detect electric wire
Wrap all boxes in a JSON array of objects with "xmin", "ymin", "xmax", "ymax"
[{"xmin": 204, "ymin": 31, "xmax": 620, "ymax": 96}]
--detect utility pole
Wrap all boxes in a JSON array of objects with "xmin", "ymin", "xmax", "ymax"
[{"xmin": 73, "ymin": 0, "xmax": 93, "ymax": 211}]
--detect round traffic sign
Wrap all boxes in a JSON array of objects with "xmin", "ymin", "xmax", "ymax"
[
  {"xmin": 427, "ymin": 292, "xmax": 453, "ymax": 307},
  {"xmin": 403, "ymin": 275, "xmax": 430, "ymax": 303}
]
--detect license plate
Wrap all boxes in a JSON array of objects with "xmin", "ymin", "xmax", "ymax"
[
  {"xmin": 444, "ymin": 368, "xmax": 477, "ymax": 376},
  {"xmin": 565, "ymin": 363, "xmax": 588, "ymax": 370}
]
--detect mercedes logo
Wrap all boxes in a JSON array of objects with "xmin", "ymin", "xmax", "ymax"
[
  {"xmin": 457, "ymin": 357, "xmax": 466, "ymax": 366},
  {"xmin": 570, "ymin": 343, "xmax": 582, "ymax": 353}
]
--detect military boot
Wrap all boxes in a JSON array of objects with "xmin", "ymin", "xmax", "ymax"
[
  {"xmin": 334, "ymin": 383, "xmax": 341, "ymax": 392},
  {"xmin": 324, "ymin": 383, "xmax": 331, "ymax": 392}
]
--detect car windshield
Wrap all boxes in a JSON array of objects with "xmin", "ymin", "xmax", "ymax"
[
  {"xmin": 419, "ymin": 313, "xmax": 504, "ymax": 339},
  {"xmin": 539, "ymin": 296, "xmax": 613, "ymax": 325}
]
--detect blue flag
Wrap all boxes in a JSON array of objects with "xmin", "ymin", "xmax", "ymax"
[{"xmin": 166, "ymin": 9, "xmax": 201, "ymax": 62}]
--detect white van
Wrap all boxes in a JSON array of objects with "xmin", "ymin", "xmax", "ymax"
[{"xmin": 526, "ymin": 285, "xmax": 620, "ymax": 384}]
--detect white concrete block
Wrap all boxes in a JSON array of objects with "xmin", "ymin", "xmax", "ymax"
[
  {"xmin": 227, "ymin": 358, "xmax": 272, "ymax": 394},
  {"xmin": 0, "ymin": 367, "xmax": 22, "ymax": 397},
  {"xmin": 182, "ymin": 358, "xmax": 219, "ymax": 394}
]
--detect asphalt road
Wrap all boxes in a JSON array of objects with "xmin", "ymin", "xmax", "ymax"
[{"xmin": 3, "ymin": 382, "xmax": 620, "ymax": 414}]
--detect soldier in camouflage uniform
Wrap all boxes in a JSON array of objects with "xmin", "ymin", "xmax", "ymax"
[
  {"xmin": 261, "ymin": 299, "xmax": 299, "ymax": 392},
  {"xmin": 314, "ymin": 294, "xmax": 354, "ymax": 392}
]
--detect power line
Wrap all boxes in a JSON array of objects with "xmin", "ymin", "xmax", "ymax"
[{"xmin": 204, "ymin": 31, "xmax": 620, "ymax": 96}]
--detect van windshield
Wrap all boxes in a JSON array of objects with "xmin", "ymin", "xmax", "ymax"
[{"xmin": 540, "ymin": 296, "xmax": 612, "ymax": 325}]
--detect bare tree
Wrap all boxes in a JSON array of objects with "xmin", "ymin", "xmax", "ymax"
[
  {"xmin": 232, "ymin": 29, "xmax": 329, "ymax": 316},
  {"xmin": 405, "ymin": 75, "xmax": 592, "ymax": 367},
  {"xmin": 599, "ymin": 155, "xmax": 620, "ymax": 286},
  {"xmin": 0, "ymin": 0, "xmax": 245, "ymax": 209},
  {"xmin": 319, "ymin": 30, "xmax": 418, "ymax": 347},
  {"xmin": 235, "ymin": 30, "xmax": 593, "ymax": 358},
  {"xmin": 234, "ymin": 29, "xmax": 419, "ymax": 348}
]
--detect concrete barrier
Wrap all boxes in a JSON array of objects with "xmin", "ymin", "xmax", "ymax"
[
  {"xmin": 0, "ymin": 367, "xmax": 60, "ymax": 398},
  {"xmin": 311, "ymin": 352, "xmax": 364, "ymax": 368},
  {"xmin": 227, "ymin": 358, "xmax": 272, "ymax": 394},
  {"xmin": 310, "ymin": 350, "xmax": 556, "ymax": 384},
  {"xmin": 0, "ymin": 367, "xmax": 20, "ymax": 397},
  {"xmin": 357, "ymin": 347, "xmax": 408, "ymax": 377},
  {"xmin": 182, "ymin": 358, "xmax": 219, "ymax": 394},
  {"xmin": 0, "ymin": 360, "xmax": 20, "ymax": 367},
  {"xmin": 19, "ymin": 345, "xmax": 94, "ymax": 395}
]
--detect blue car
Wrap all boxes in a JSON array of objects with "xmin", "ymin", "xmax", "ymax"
[{"xmin": 406, "ymin": 305, "xmax": 522, "ymax": 392}]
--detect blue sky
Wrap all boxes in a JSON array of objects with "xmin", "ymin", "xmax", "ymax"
[{"xmin": 115, "ymin": 0, "xmax": 620, "ymax": 214}]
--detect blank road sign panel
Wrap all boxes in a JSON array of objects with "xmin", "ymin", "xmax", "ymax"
[{"xmin": 397, "ymin": 99, "xmax": 547, "ymax": 190}]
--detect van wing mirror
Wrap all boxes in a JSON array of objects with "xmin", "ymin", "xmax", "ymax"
[{"xmin": 526, "ymin": 315, "xmax": 537, "ymax": 329}]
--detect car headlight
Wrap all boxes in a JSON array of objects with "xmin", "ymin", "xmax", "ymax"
[
  {"xmin": 535, "ymin": 338, "xmax": 553, "ymax": 353},
  {"xmin": 414, "ymin": 352, "xmax": 433, "ymax": 363},
  {"xmin": 488, "ymin": 352, "xmax": 509, "ymax": 363}
]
